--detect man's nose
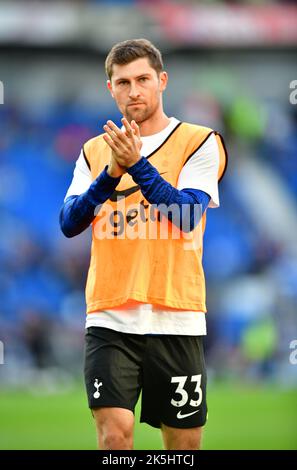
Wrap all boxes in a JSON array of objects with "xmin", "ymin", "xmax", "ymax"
[{"xmin": 129, "ymin": 83, "xmax": 140, "ymax": 99}]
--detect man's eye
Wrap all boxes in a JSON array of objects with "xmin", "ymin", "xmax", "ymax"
[
  {"xmin": 139, "ymin": 77, "xmax": 147, "ymax": 82},
  {"xmin": 119, "ymin": 81, "xmax": 128, "ymax": 85}
]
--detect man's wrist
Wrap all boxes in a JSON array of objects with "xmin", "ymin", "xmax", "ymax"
[
  {"xmin": 95, "ymin": 165, "xmax": 122, "ymax": 190},
  {"xmin": 85, "ymin": 166, "xmax": 122, "ymax": 206},
  {"xmin": 106, "ymin": 165, "xmax": 124, "ymax": 179},
  {"xmin": 126, "ymin": 155, "xmax": 142, "ymax": 169},
  {"xmin": 127, "ymin": 156, "xmax": 147, "ymax": 174}
]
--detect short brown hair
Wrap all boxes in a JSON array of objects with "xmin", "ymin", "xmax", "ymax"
[{"xmin": 105, "ymin": 38, "xmax": 163, "ymax": 79}]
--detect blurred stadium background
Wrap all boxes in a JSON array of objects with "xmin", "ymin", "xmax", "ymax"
[{"xmin": 0, "ymin": 0, "xmax": 296, "ymax": 450}]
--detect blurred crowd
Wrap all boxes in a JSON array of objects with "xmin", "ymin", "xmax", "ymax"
[
  {"xmin": 0, "ymin": 48, "xmax": 296, "ymax": 390},
  {"xmin": 6, "ymin": 0, "xmax": 297, "ymax": 4}
]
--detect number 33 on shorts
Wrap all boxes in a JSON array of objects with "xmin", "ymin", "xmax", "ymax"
[{"xmin": 171, "ymin": 375, "xmax": 203, "ymax": 408}]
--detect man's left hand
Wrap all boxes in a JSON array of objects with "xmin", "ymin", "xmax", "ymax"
[{"xmin": 103, "ymin": 118, "xmax": 142, "ymax": 168}]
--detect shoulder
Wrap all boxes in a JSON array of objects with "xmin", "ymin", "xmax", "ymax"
[
  {"xmin": 181, "ymin": 121, "xmax": 213, "ymax": 136},
  {"xmin": 177, "ymin": 121, "xmax": 215, "ymax": 156},
  {"xmin": 180, "ymin": 124, "xmax": 228, "ymax": 182},
  {"xmin": 181, "ymin": 123, "xmax": 227, "ymax": 169},
  {"xmin": 180, "ymin": 121, "xmax": 215, "ymax": 144},
  {"xmin": 184, "ymin": 133, "xmax": 219, "ymax": 169}
]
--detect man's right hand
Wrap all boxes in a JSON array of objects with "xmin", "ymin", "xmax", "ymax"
[{"xmin": 107, "ymin": 151, "xmax": 126, "ymax": 178}]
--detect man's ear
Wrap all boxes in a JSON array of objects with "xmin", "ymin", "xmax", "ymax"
[
  {"xmin": 159, "ymin": 71, "xmax": 168, "ymax": 92},
  {"xmin": 107, "ymin": 80, "xmax": 114, "ymax": 98}
]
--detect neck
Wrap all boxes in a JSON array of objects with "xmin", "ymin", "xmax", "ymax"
[{"xmin": 138, "ymin": 112, "xmax": 171, "ymax": 137}]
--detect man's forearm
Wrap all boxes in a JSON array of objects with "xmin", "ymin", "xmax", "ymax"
[
  {"xmin": 127, "ymin": 157, "xmax": 210, "ymax": 232},
  {"xmin": 59, "ymin": 166, "xmax": 122, "ymax": 238}
]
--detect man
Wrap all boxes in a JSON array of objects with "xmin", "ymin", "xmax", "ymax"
[{"xmin": 60, "ymin": 38, "xmax": 227, "ymax": 450}]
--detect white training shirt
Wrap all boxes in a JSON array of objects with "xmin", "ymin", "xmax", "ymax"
[{"xmin": 64, "ymin": 117, "xmax": 220, "ymax": 335}]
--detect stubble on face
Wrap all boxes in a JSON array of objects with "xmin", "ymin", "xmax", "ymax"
[
  {"xmin": 109, "ymin": 58, "xmax": 165, "ymax": 126},
  {"xmin": 124, "ymin": 97, "xmax": 159, "ymax": 125}
]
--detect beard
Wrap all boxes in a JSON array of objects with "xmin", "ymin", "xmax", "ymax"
[{"xmin": 125, "ymin": 100, "xmax": 159, "ymax": 125}]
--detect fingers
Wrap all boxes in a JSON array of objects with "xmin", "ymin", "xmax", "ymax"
[
  {"xmin": 104, "ymin": 118, "xmax": 140, "ymax": 142},
  {"xmin": 102, "ymin": 133, "xmax": 119, "ymax": 152},
  {"xmin": 121, "ymin": 117, "xmax": 133, "ymax": 137},
  {"xmin": 103, "ymin": 118, "xmax": 141, "ymax": 162},
  {"xmin": 131, "ymin": 120, "xmax": 141, "ymax": 139},
  {"xmin": 103, "ymin": 120, "xmax": 126, "ymax": 144}
]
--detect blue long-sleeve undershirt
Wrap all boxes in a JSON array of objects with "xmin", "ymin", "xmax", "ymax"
[
  {"xmin": 59, "ymin": 159, "xmax": 210, "ymax": 238},
  {"xmin": 59, "ymin": 167, "xmax": 121, "ymax": 238},
  {"xmin": 127, "ymin": 157, "xmax": 210, "ymax": 232}
]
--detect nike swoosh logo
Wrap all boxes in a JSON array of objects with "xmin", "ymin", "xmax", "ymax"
[
  {"xmin": 177, "ymin": 409, "xmax": 200, "ymax": 419},
  {"xmin": 109, "ymin": 172, "xmax": 168, "ymax": 202},
  {"xmin": 109, "ymin": 184, "xmax": 140, "ymax": 201}
]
